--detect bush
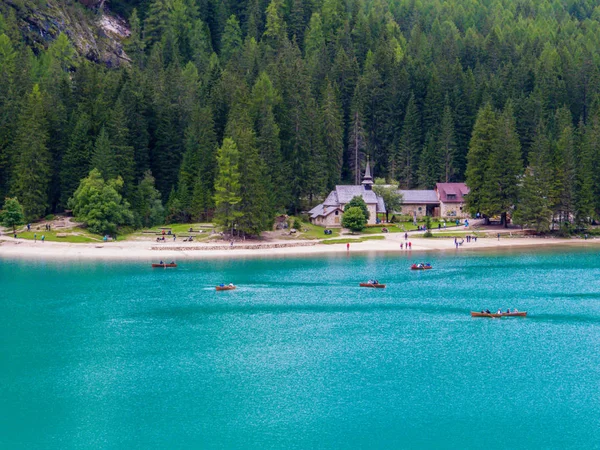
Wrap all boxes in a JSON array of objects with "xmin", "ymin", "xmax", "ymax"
[
  {"xmin": 342, "ymin": 206, "xmax": 367, "ymax": 232},
  {"xmin": 293, "ymin": 218, "xmax": 302, "ymax": 229},
  {"xmin": 45, "ymin": 214, "xmax": 55, "ymax": 221}
]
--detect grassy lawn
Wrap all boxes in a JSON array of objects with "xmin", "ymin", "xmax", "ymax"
[
  {"xmin": 16, "ymin": 230, "xmax": 100, "ymax": 243},
  {"xmin": 143, "ymin": 223, "xmax": 215, "ymax": 234},
  {"xmin": 321, "ymin": 235, "xmax": 385, "ymax": 245},
  {"xmin": 276, "ymin": 218, "xmax": 341, "ymax": 240},
  {"xmin": 412, "ymin": 231, "xmax": 485, "ymax": 238}
]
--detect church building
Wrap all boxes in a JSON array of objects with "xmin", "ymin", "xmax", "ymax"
[{"xmin": 308, "ymin": 161, "xmax": 386, "ymax": 227}]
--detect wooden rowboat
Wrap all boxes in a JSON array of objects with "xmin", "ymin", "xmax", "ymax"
[
  {"xmin": 152, "ymin": 263, "xmax": 177, "ymax": 268},
  {"xmin": 470, "ymin": 311, "xmax": 527, "ymax": 318},
  {"xmin": 411, "ymin": 264, "xmax": 432, "ymax": 270},
  {"xmin": 216, "ymin": 285, "xmax": 236, "ymax": 291},
  {"xmin": 359, "ymin": 283, "xmax": 386, "ymax": 288}
]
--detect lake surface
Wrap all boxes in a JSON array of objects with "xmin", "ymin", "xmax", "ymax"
[{"xmin": 2, "ymin": 249, "xmax": 600, "ymax": 449}]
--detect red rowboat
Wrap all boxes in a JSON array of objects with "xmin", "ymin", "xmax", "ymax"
[
  {"xmin": 411, "ymin": 264, "xmax": 432, "ymax": 270},
  {"xmin": 359, "ymin": 283, "xmax": 386, "ymax": 288},
  {"xmin": 470, "ymin": 311, "xmax": 527, "ymax": 318},
  {"xmin": 152, "ymin": 263, "xmax": 177, "ymax": 268},
  {"xmin": 216, "ymin": 285, "xmax": 236, "ymax": 291}
]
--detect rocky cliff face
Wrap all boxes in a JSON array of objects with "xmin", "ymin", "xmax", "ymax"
[{"xmin": 3, "ymin": 0, "xmax": 130, "ymax": 67}]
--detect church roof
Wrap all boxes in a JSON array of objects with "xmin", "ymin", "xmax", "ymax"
[
  {"xmin": 320, "ymin": 185, "xmax": 386, "ymax": 213},
  {"xmin": 436, "ymin": 183, "xmax": 469, "ymax": 203},
  {"xmin": 308, "ymin": 203, "xmax": 343, "ymax": 218},
  {"xmin": 398, "ymin": 190, "xmax": 440, "ymax": 204}
]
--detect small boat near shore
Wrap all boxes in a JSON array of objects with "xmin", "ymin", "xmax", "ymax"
[
  {"xmin": 359, "ymin": 283, "xmax": 386, "ymax": 288},
  {"xmin": 216, "ymin": 284, "xmax": 236, "ymax": 291},
  {"xmin": 152, "ymin": 263, "xmax": 177, "ymax": 268},
  {"xmin": 471, "ymin": 311, "xmax": 527, "ymax": 318}
]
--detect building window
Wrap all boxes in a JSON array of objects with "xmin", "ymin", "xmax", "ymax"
[
  {"xmin": 418, "ymin": 207, "xmax": 422, "ymax": 212},
  {"xmin": 447, "ymin": 194, "xmax": 456, "ymax": 199},
  {"xmin": 460, "ymin": 206, "xmax": 463, "ymax": 211},
  {"xmin": 335, "ymin": 210, "xmax": 339, "ymax": 215}
]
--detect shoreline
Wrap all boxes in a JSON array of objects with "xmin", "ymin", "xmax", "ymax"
[{"xmin": 1, "ymin": 234, "xmax": 598, "ymax": 261}]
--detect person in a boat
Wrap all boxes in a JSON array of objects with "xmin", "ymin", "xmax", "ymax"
[
  {"xmin": 159, "ymin": 260, "xmax": 164, "ymax": 265},
  {"xmin": 228, "ymin": 283, "xmax": 234, "ymax": 287},
  {"xmin": 374, "ymin": 280, "xmax": 379, "ymax": 285},
  {"xmin": 485, "ymin": 309, "xmax": 491, "ymax": 314},
  {"xmin": 513, "ymin": 308, "xmax": 518, "ymax": 313},
  {"xmin": 497, "ymin": 309, "xmax": 501, "ymax": 314},
  {"xmin": 169, "ymin": 261, "xmax": 175, "ymax": 265},
  {"xmin": 506, "ymin": 308, "xmax": 511, "ymax": 313},
  {"xmin": 220, "ymin": 283, "xmax": 224, "ymax": 287}
]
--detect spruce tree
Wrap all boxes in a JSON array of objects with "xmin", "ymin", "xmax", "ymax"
[
  {"xmin": 396, "ymin": 94, "xmax": 421, "ymax": 188},
  {"xmin": 60, "ymin": 111, "xmax": 92, "ymax": 207},
  {"xmin": 465, "ymin": 103, "xmax": 496, "ymax": 217},
  {"xmin": 417, "ymin": 132, "xmax": 441, "ymax": 189},
  {"xmin": 213, "ymin": 138, "xmax": 243, "ymax": 236},
  {"xmin": 91, "ymin": 127, "xmax": 115, "ymax": 180},
  {"xmin": 486, "ymin": 103, "xmax": 523, "ymax": 226},
  {"xmin": 11, "ymin": 84, "xmax": 51, "ymax": 221},
  {"xmin": 438, "ymin": 102, "xmax": 458, "ymax": 182},
  {"xmin": 513, "ymin": 122, "xmax": 553, "ymax": 232},
  {"xmin": 220, "ymin": 15, "xmax": 242, "ymax": 64},
  {"xmin": 321, "ymin": 80, "xmax": 344, "ymax": 189}
]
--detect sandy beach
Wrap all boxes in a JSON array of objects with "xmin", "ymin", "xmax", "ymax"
[{"xmin": 0, "ymin": 232, "xmax": 598, "ymax": 261}]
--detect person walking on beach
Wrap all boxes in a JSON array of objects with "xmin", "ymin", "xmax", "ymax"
[
  {"xmin": 408, "ymin": 242, "xmax": 412, "ymax": 249},
  {"xmin": 34, "ymin": 233, "xmax": 37, "ymax": 243},
  {"xmin": 346, "ymin": 242, "xmax": 350, "ymax": 251},
  {"xmin": 400, "ymin": 242, "xmax": 403, "ymax": 249},
  {"xmin": 497, "ymin": 233, "xmax": 500, "ymax": 241},
  {"xmin": 404, "ymin": 232, "xmax": 408, "ymax": 240},
  {"xmin": 41, "ymin": 235, "xmax": 45, "ymax": 243}
]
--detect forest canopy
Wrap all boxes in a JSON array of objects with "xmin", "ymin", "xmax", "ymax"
[{"xmin": 1, "ymin": 0, "xmax": 600, "ymax": 233}]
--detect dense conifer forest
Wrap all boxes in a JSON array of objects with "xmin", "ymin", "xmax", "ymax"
[{"xmin": 1, "ymin": 0, "xmax": 600, "ymax": 234}]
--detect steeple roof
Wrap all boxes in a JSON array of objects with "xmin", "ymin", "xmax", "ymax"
[{"xmin": 361, "ymin": 158, "xmax": 373, "ymax": 186}]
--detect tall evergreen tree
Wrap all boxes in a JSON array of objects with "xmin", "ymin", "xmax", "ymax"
[
  {"xmin": 513, "ymin": 121, "xmax": 553, "ymax": 232},
  {"xmin": 486, "ymin": 103, "xmax": 523, "ymax": 226},
  {"xmin": 213, "ymin": 137, "xmax": 243, "ymax": 236},
  {"xmin": 11, "ymin": 84, "xmax": 51, "ymax": 221},
  {"xmin": 438, "ymin": 102, "xmax": 458, "ymax": 182},
  {"xmin": 396, "ymin": 94, "xmax": 421, "ymax": 188},
  {"xmin": 321, "ymin": 80, "xmax": 344, "ymax": 189},
  {"xmin": 60, "ymin": 111, "xmax": 93, "ymax": 207},
  {"xmin": 465, "ymin": 103, "xmax": 497, "ymax": 217}
]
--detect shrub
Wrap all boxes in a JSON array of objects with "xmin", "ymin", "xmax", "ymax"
[{"xmin": 342, "ymin": 206, "xmax": 367, "ymax": 232}]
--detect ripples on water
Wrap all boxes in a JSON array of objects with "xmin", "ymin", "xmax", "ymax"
[{"xmin": 1, "ymin": 248, "xmax": 600, "ymax": 449}]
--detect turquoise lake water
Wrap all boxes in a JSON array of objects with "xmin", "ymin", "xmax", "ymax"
[{"xmin": 1, "ymin": 249, "xmax": 600, "ymax": 449}]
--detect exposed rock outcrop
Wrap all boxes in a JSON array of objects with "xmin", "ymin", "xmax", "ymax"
[{"xmin": 3, "ymin": 0, "xmax": 130, "ymax": 67}]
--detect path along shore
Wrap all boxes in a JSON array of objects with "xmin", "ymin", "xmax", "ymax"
[{"xmin": 0, "ymin": 232, "xmax": 598, "ymax": 261}]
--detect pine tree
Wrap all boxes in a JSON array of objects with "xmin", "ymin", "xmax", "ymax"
[
  {"xmin": 60, "ymin": 111, "xmax": 93, "ymax": 207},
  {"xmin": 91, "ymin": 127, "xmax": 115, "ymax": 180},
  {"xmin": 465, "ymin": 103, "xmax": 497, "ymax": 217},
  {"xmin": 575, "ymin": 119, "xmax": 596, "ymax": 226},
  {"xmin": 486, "ymin": 102, "xmax": 523, "ymax": 226},
  {"xmin": 213, "ymin": 138, "xmax": 243, "ymax": 236},
  {"xmin": 396, "ymin": 94, "xmax": 421, "ymax": 188},
  {"xmin": 321, "ymin": 80, "xmax": 344, "ymax": 189},
  {"xmin": 552, "ymin": 107, "xmax": 576, "ymax": 226},
  {"xmin": 417, "ymin": 132, "xmax": 440, "ymax": 188},
  {"xmin": 438, "ymin": 102, "xmax": 458, "ymax": 182},
  {"xmin": 134, "ymin": 170, "xmax": 165, "ymax": 228},
  {"xmin": 348, "ymin": 109, "xmax": 367, "ymax": 185},
  {"xmin": 11, "ymin": 84, "xmax": 51, "ymax": 221},
  {"xmin": 513, "ymin": 122, "xmax": 553, "ymax": 232},
  {"xmin": 220, "ymin": 15, "xmax": 242, "ymax": 64}
]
